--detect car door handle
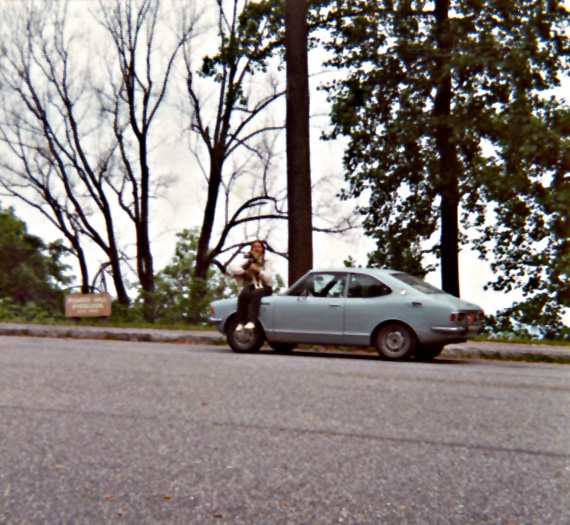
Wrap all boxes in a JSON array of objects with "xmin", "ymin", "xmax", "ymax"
[{"xmin": 329, "ymin": 303, "xmax": 341, "ymax": 307}]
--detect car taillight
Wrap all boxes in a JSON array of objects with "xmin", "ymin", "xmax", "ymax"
[
  {"xmin": 209, "ymin": 305, "xmax": 215, "ymax": 316},
  {"xmin": 451, "ymin": 311, "xmax": 484, "ymax": 323}
]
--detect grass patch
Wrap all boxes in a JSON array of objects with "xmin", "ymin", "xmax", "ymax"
[
  {"xmin": 474, "ymin": 335, "xmax": 570, "ymax": 347},
  {"xmin": 477, "ymin": 352, "xmax": 570, "ymax": 365},
  {"xmin": 0, "ymin": 317, "xmax": 210, "ymax": 331}
]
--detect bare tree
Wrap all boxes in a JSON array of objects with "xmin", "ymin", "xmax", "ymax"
[
  {"xmin": 95, "ymin": 0, "xmax": 200, "ymax": 316},
  {"xmin": 0, "ymin": 1, "xmax": 131, "ymax": 302},
  {"xmin": 0, "ymin": 0, "xmax": 199, "ymax": 315}
]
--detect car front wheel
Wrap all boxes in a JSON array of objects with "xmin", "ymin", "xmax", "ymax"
[
  {"xmin": 374, "ymin": 323, "xmax": 416, "ymax": 360},
  {"xmin": 226, "ymin": 318, "xmax": 264, "ymax": 353}
]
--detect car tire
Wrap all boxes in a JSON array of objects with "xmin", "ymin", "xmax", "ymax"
[
  {"xmin": 374, "ymin": 323, "xmax": 416, "ymax": 360},
  {"xmin": 414, "ymin": 345, "xmax": 444, "ymax": 361},
  {"xmin": 226, "ymin": 318, "xmax": 264, "ymax": 353},
  {"xmin": 268, "ymin": 342, "xmax": 297, "ymax": 353}
]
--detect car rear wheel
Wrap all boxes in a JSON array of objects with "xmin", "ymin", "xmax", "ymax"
[
  {"xmin": 414, "ymin": 345, "xmax": 444, "ymax": 361},
  {"xmin": 226, "ymin": 318, "xmax": 264, "ymax": 353},
  {"xmin": 374, "ymin": 323, "xmax": 416, "ymax": 360},
  {"xmin": 268, "ymin": 342, "xmax": 297, "ymax": 353}
]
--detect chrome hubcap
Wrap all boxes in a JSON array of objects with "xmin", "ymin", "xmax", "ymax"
[
  {"xmin": 232, "ymin": 324, "xmax": 257, "ymax": 349},
  {"xmin": 386, "ymin": 331, "xmax": 405, "ymax": 351}
]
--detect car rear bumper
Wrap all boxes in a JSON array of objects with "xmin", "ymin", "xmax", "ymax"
[{"xmin": 431, "ymin": 324, "xmax": 484, "ymax": 336}]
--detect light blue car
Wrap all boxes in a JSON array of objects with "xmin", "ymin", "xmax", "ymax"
[{"xmin": 209, "ymin": 268, "xmax": 484, "ymax": 360}]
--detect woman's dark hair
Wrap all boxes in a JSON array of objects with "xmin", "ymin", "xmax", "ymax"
[{"xmin": 251, "ymin": 239, "xmax": 265, "ymax": 254}]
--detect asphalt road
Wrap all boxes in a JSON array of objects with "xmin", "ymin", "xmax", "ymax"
[{"xmin": 0, "ymin": 337, "xmax": 569, "ymax": 524}]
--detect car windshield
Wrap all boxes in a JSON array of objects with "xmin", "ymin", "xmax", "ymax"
[{"xmin": 390, "ymin": 272, "xmax": 445, "ymax": 295}]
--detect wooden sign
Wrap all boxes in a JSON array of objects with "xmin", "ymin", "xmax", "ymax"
[{"xmin": 65, "ymin": 293, "xmax": 112, "ymax": 318}]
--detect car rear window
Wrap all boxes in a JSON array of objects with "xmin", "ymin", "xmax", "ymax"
[
  {"xmin": 348, "ymin": 274, "xmax": 391, "ymax": 298},
  {"xmin": 390, "ymin": 272, "xmax": 445, "ymax": 294}
]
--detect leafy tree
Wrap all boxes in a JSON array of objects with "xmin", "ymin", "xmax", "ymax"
[
  {"xmin": 151, "ymin": 229, "xmax": 237, "ymax": 324},
  {"xmin": 0, "ymin": 206, "xmax": 71, "ymax": 312},
  {"xmin": 321, "ymin": 0, "xmax": 570, "ymax": 311},
  {"xmin": 485, "ymin": 296, "xmax": 569, "ymax": 341}
]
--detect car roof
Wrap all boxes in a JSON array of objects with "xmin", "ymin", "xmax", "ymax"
[
  {"xmin": 297, "ymin": 268, "xmax": 446, "ymax": 297},
  {"xmin": 304, "ymin": 267, "xmax": 410, "ymax": 288},
  {"xmin": 308, "ymin": 267, "xmax": 398, "ymax": 277}
]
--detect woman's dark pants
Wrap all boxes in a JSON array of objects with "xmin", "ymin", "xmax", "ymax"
[{"xmin": 237, "ymin": 284, "xmax": 273, "ymax": 324}]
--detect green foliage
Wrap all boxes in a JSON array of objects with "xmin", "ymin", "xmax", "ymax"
[
  {"xmin": 0, "ymin": 298, "xmax": 65, "ymax": 323},
  {"xmin": 485, "ymin": 294, "xmax": 570, "ymax": 341},
  {"xmin": 367, "ymin": 240, "xmax": 431, "ymax": 278},
  {"xmin": 198, "ymin": 0, "xmax": 285, "ymax": 108},
  {"xmin": 322, "ymin": 0, "xmax": 570, "ymax": 324},
  {"xmin": 0, "ymin": 206, "xmax": 71, "ymax": 317},
  {"xmin": 273, "ymin": 272, "xmax": 286, "ymax": 294},
  {"xmin": 0, "ymin": 297, "xmax": 65, "ymax": 323},
  {"xmin": 212, "ymin": 0, "xmax": 332, "ymax": 74},
  {"xmin": 343, "ymin": 255, "xmax": 357, "ymax": 267},
  {"xmin": 109, "ymin": 301, "xmax": 146, "ymax": 325},
  {"xmin": 142, "ymin": 229, "xmax": 238, "ymax": 325}
]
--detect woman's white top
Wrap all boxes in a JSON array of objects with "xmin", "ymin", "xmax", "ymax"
[{"xmin": 230, "ymin": 256, "xmax": 275, "ymax": 288}]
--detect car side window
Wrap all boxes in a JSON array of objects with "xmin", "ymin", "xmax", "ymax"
[
  {"xmin": 288, "ymin": 273, "xmax": 347, "ymax": 298},
  {"xmin": 347, "ymin": 274, "xmax": 391, "ymax": 298},
  {"xmin": 317, "ymin": 274, "xmax": 347, "ymax": 298}
]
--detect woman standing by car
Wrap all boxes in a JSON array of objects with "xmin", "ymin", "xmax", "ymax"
[{"xmin": 230, "ymin": 240, "xmax": 274, "ymax": 331}]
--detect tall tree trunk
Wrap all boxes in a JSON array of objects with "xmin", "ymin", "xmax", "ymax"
[
  {"xmin": 285, "ymin": 0, "xmax": 313, "ymax": 286},
  {"xmin": 433, "ymin": 0, "xmax": 460, "ymax": 297},
  {"xmin": 137, "ymin": 146, "xmax": 155, "ymax": 321},
  {"xmin": 440, "ymin": 191, "xmax": 460, "ymax": 295},
  {"xmin": 108, "ymin": 248, "xmax": 130, "ymax": 305},
  {"xmin": 195, "ymin": 151, "xmax": 224, "ymax": 281},
  {"xmin": 101, "ymin": 211, "xmax": 130, "ymax": 305},
  {"xmin": 74, "ymin": 241, "xmax": 90, "ymax": 294}
]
